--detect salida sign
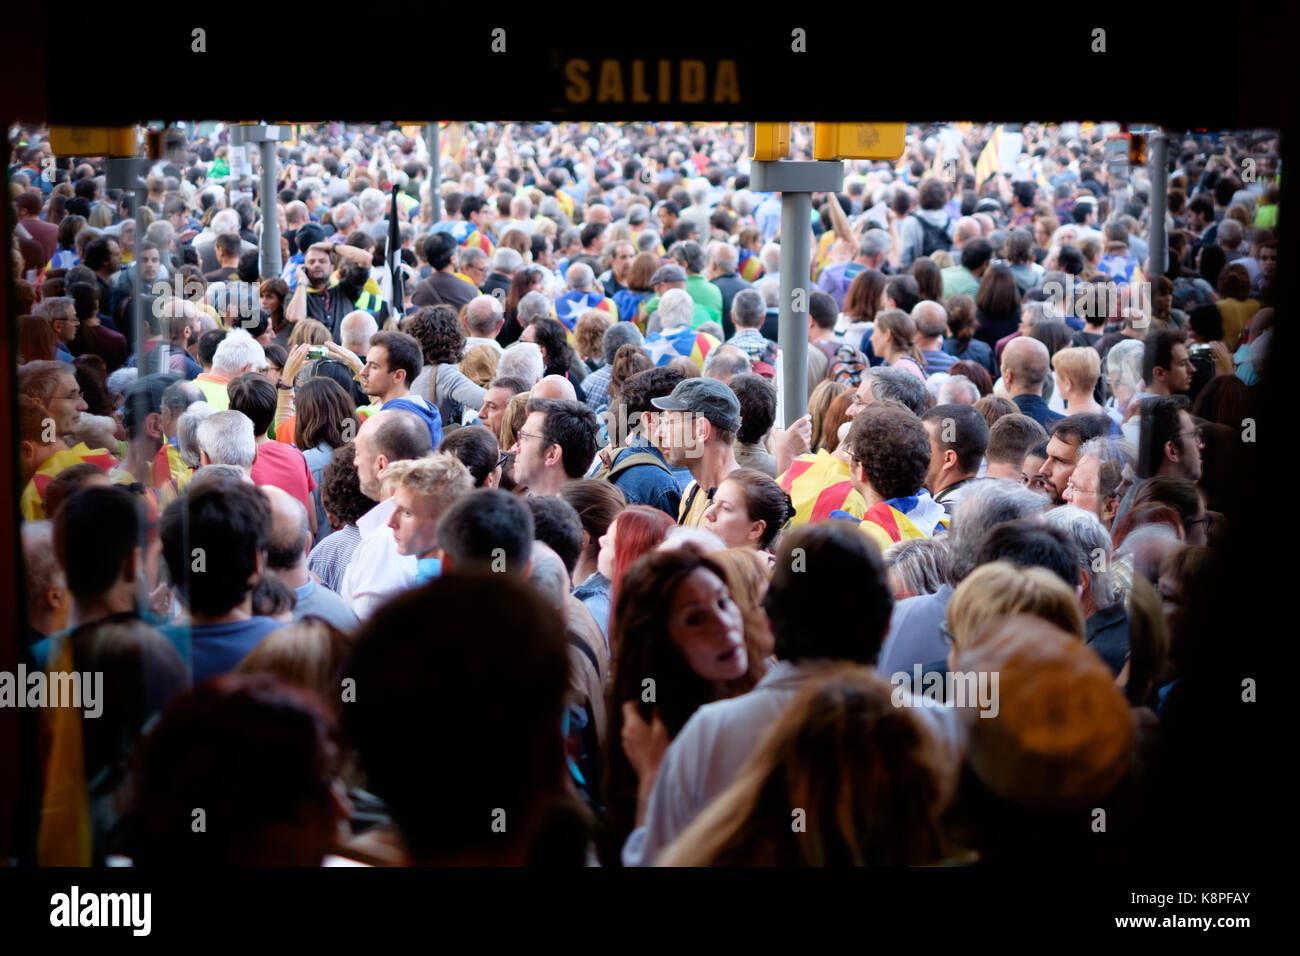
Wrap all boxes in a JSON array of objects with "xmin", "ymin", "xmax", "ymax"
[{"xmin": 562, "ymin": 59, "xmax": 741, "ymax": 105}]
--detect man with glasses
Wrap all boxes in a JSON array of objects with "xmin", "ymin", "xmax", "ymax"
[
  {"xmin": 33, "ymin": 297, "xmax": 79, "ymax": 362},
  {"xmin": 1062, "ymin": 437, "xmax": 1136, "ymax": 532},
  {"xmin": 457, "ymin": 247, "xmax": 491, "ymax": 291},
  {"xmin": 509, "ymin": 398, "xmax": 601, "ymax": 497}
]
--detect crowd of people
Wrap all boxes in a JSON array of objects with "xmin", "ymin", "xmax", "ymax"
[{"xmin": 7, "ymin": 119, "xmax": 1275, "ymax": 866}]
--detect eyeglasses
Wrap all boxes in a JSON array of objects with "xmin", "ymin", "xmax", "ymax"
[
  {"xmin": 495, "ymin": 452, "xmax": 510, "ymax": 469},
  {"xmin": 55, "ymin": 389, "xmax": 84, "ymax": 401},
  {"xmin": 514, "ymin": 430, "xmax": 549, "ymax": 445},
  {"xmin": 1065, "ymin": 477, "xmax": 1098, "ymax": 496}
]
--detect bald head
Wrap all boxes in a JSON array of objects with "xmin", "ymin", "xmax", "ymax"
[
  {"xmin": 954, "ymin": 217, "xmax": 982, "ymax": 245},
  {"xmin": 912, "ymin": 300, "xmax": 949, "ymax": 340},
  {"xmin": 586, "ymin": 204, "xmax": 611, "ymax": 225},
  {"xmin": 262, "ymin": 485, "xmax": 310, "ymax": 571},
  {"xmin": 531, "ymin": 374, "xmax": 578, "ymax": 401},
  {"xmin": 340, "ymin": 310, "xmax": 379, "ymax": 353},
  {"xmin": 1002, "ymin": 336, "xmax": 1051, "ymax": 397}
]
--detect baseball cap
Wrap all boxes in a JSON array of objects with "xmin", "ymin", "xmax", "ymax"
[
  {"xmin": 650, "ymin": 263, "xmax": 687, "ymax": 285},
  {"xmin": 955, "ymin": 615, "xmax": 1135, "ymax": 813},
  {"xmin": 651, "ymin": 378, "xmax": 742, "ymax": 433}
]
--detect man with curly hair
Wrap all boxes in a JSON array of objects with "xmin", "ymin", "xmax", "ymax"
[{"xmin": 833, "ymin": 404, "xmax": 949, "ymax": 550}]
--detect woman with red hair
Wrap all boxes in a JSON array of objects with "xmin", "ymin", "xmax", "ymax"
[{"xmin": 596, "ymin": 504, "xmax": 676, "ymax": 611}]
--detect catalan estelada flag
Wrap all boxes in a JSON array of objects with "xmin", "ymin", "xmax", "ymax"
[
  {"xmin": 20, "ymin": 443, "xmax": 119, "ymax": 520},
  {"xmin": 555, "ymin": 289, "xmax": 620, "ymax": 330},
  {"xmin": 644, "ymin": 328, "xmax": 720, "ymax": 372},
  {"xmin": 446, "ymin": 220, "xmax": 494, "ymax": 258},
  {"xmin": 738, "ymin": 248, "xmax": 764, "ymax": 283},
  {"xmin": 37, "ymin": 635, "xmax": 91, "ymax": 866},
  {"xmin": 830, "ymin": 492, "xmax": 950, "ymax": 552},
  {"xmin": 975, "ymin": 125, "xmax": 1004, "ymax": 188},
  {"xmin": 778, "ymin": 450, "xmax": 867, "ymax": 526}
]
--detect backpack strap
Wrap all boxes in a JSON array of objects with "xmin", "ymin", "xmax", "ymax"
[
  {"xmin": 606, "ymin": 451, "xmax": 673, "ymax": 482},
  {"xmin": 568, "ymin": 634, "xmax": 600, "ymax": 676}
]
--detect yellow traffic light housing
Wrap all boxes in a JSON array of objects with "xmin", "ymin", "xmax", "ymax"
[
  {"xmin": 748, "ymin": 123, "xmax": 791, "ymax": 161},
  {"xmin": 48, "ymin": 126, "xmax": 137, "ymax": 158},
  {"xmin": 812, "ymin": 123, "xmax": 906, "ymax": 161}
]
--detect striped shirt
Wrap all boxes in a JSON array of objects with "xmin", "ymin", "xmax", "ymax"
[{"xmin": 308, "ymin": 524, "xmax": 363, "ymax": 594}]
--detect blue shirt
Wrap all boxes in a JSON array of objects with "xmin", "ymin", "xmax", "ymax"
[
  {"xmin": 572, "ymin": 572, "xmax": 612, "ymax": 650},
  {"xmin": 179, "ymin": 617, "xmax": 287, "ymax": 683},
  {"xmin": 1013, "ymin": 393, "xmax": 1066, "ymax": 429},
  {"xmin": 922, "ymin": 348, "xmax": 958, "ymax": 375},
  {"xmin": 608, "ymin": 441, "xmax": 682, "ymax": 519}
]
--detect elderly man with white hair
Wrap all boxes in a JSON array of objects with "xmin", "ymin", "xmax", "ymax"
[
  {"xmin": 339, "ymin": 309, "xmax": 379, "ymax": 358},
  {"xmin": 679, "ymin": 179, "xmax": 715, "ymax": 238},
  {"xmin": 194, "ymin": 327, "xmax": 265, "ymax": 411},
  {"xmin": 499, "ymin": 195, "xmax": 535, "ymax": 237},
  {"xmin": 705, "ymin": 240, "xmax": 751, "ymax": 339},
  {"xmin": 555, "ymin": 260, "xmax": 618, "ymax": 330},
  {"xmin": 702, "ymin": 345, "xmax": 752, "ymax": 385},
  {"xmin": 936, "ymin": 374, "xmax": 980, "ymax": 406},
  {"xmin": 197, "ymin": 409, "xmax": 258, "ymax": 475},
  {"xmin": 498, "ymin": 340, "xmax": 545, "ymax": 387},
  {"xmin": 644, "ymin": 288, "xmax": 721, "ymax": 372},
  {"xmin": 330, "ymin": 201, "xmax": 361, "ymax": 242},
  {"xmin": 1045, "ymin": 505, "xmax": 1130, "ymax": 676},
  {"xmin": 195, "ymin": 207, "xmax": 256, "ymax": 273},
  {"xmin": 464, "ymin": 294, "xmax": 506, "ymax": 352},
  {"xmin": 358, "ymin": 187, "xmax": 390, "ymax": 240}
]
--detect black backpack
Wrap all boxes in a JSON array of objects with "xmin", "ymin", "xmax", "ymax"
[{"xmin": 913, "ymin": 214, "xmax": 953, "ymax": 256}]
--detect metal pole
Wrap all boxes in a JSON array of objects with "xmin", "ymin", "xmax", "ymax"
[
  {"xmin": 778, "ymin": 192, "xmax": 810, "ymax": 425},
  {"xmin": 1148, "ymin": 132, "xmax": 1168, "ymax": 280},
  {"xmin": 426, "ymin": 122, "xmax": 441, "ymax": 223},
  {"xmin": 259, "ymin": 137, "xmax": 282, "ymax": 278}
]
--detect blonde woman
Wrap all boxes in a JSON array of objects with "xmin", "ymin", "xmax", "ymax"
[
  {"xmin": 943, "ymin": 561, "xmax": 1086, "ymax": 668},
  {"xmin": 807, "ymin": 379, "xmax": 849, "ymax": 452},
  {"xmin": 660, "ymin": 666, "xmax": 956, "ymax": 866},
  {"xmin": 1051, "ymin": 346, "xmax": 1106, "ymax": 416},
  {"xmin": 459, "ymin": 343, "xmax": 499, "ymax": 388}
]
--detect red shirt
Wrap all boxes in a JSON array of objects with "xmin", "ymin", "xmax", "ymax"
[{"xmin": 251, "ymin": 440, "xmax": 317, "ymax": 519}]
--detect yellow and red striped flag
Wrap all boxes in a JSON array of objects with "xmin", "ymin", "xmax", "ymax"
[{"xmin": 975, "ymin": 125, "xmax": 1003, "ymax": 188}]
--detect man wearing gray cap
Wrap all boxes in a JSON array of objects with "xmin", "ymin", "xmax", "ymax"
[
  {"xmin": 643, "ymin": 263, "xmax": 711, "ymax": 333},
  {"xmin": 652, "ymin": 378, "xmax": 742, "ymax": 527}
]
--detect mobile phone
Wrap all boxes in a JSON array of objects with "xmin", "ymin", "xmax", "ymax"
[{"xmin": 307, "ymin": 345, "xmax": 330, "ymax": 360}]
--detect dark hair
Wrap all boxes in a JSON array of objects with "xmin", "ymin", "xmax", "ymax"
[
  {"xmin": 1137, "ymin": 394, "xmax": 1191, "ymax": 480},
  {"xmin": 161, "ymin": 479, "xmax": 270, "ymax": 617},
  {"xmin": 729, "ymin": 373, "xmax": 776, "ymax": 445},
  {"xmin": 251, "ymin": 574, "xmax": 296, "ymax": 617},
  {"xmin": 961, "ymin": 238, "xmax": 994, "ymax": 273},
  {"xmin": 975, "ymin": 520, "xmax": 1079, "ymax": 588},
  {"xmin": 435, "ymin": 488, "xmax": 534, "ymax": 572},
  {"xmin": 198, "ymin": 329, "xmax": 226, "ymax": 367},
  {"xmin": 438, "ymin": 425, "xmax": 501, "ymax": 487},
  {"xmin": 73, "ymin": 354, "xmax": 115, "ymax": 417},
  {"xmin": 42, "ymin": 463, "xmax": 108, "ymax": 522},
  {"xmin": 226, "ymin": 372, "xmax": 278, "ymax": 437},
  {"xmin": 1028, "ymin": 320, "xmax": 1074, "ymax": 359},
  {"xmin": 343, "ymin": 574, "xmax": 571, "ymax": 863},
  {"xmin": 808, "ymin": 290, "xmax": 838, "ymax": 330},
  {"xmin": 400, "ymin": 305, "xmax": 464, "ymax": 367},
  {"xmin": 911, "ymin": 257, "xmax": 943, "ymax": 302},
  {"xmin": 976, "ymin": 263, "xmax": 1021, "ymax": 321},
  {"xmin": 617, "ymin": 365, "xmax": 683, "ymax": 421},
  {"xmin": 767, "ymin": 521, "xmax": 892, "ymax": 663},
  {"xmin": 528, "ymin": 316, "xmax": 578, "ymax": 378},
  {"xmin": 558, "ymin": 480, "xmax": 626, "ymax": 557},
  {"xmin": 422, "ymin": 232, "xmax": 458, "ymax": 271},
  {"xmin": 295, "ymin": 377, "xmax": 359, "ymax": 450},
  {"xmin": 1051, "ymin": 412, "xmax": 1112, "ymax": 448},
  {"xmin": 54, "ymin": 486, "xmax": 146, "ymax": 597},
  {"xmin": 845, "ymin": 405, "xmax": 930, "ymax": 499},
  {"xmin": 124, "ymin": 674, "xmax": 340, "ymax": 865},
  {"xmin": 527, "ymin": 496, "xmax": 584, "ymax": 575},
  {"xmin": 1188, "ymin": 304, "xmax": 1224, "ymax": 342},
  {"xmin": 320, "ymin": 442, "xmax": 376, "ymax": 528},
  {"xmin": 919, "ymin": 179, "xmax": 949, "ymax": 211},
  {"xmin": 885, "ymin": 275, "xmax": 921, "ymax": 314},
  {"xmin": 525, "ymin": 398, "xmax": 601, "ymax": 479},
  {"xmin": 1131, "ymin": 476, "xmax": 1201, "ymax": 528},
  {"xmin": 68, "ymin": 280, "xmax": 100, "ymax": 321},
  {"xmin": 1197, "ymin": 245, "xmax": 1226, "ymax": 288},
  {"xmin": 369, "ymin": 329, "xmax": 424, "ymax": 384},
  {"xmin": 82, "ymin": 236, "xmax": 115, "ymax": 272},
  {"xmin": 842, "ymin": 268, "xmax": 887, "ymax": 322},
  {"xmin": 1142, "ymin": 330, "xmax": 1186, "ymax": 383},
  {"xmin": 1191, "ymin": 373, "xmax": 1250, "ymax": 428},
  {"xmin": 725, "ymin": 468, "xmax": 792, "ymax": 549},
  {"xmin": 986, "ymin": 413, "xmax": 1048, "ymax": 466},
  {"xmin": 1056, "ymin": 245, "xmax": 1085, "ymax": 276},
  {"xmin": 604, "ymin": 548, "xmax": 762, "ymax": 859},
  {"xmin": 921, "ymin": 404, "xmax": 990, "ymax": 474}
]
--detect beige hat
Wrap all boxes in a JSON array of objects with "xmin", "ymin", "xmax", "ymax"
[{"xmin": 955, "ymin": 614, "xmax": 1135, "ymax": 813}]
